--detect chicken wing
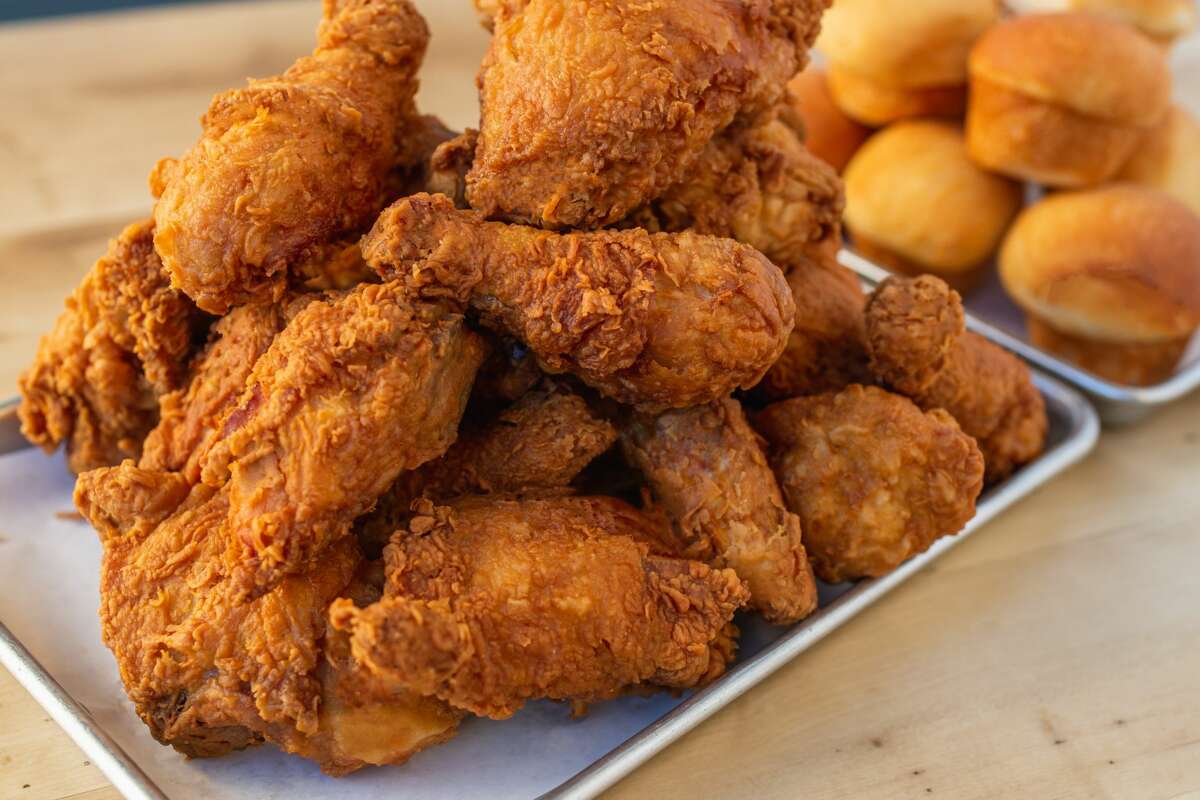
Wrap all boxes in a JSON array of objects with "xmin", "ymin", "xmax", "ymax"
[
  {"xmin": 331, "ymin": 495, "xmax": 748, "ymax": 719},
  {"xmin": 753, "ymin": 249, "xmax": 871, "ymax": 401},
  {"xmin": 362, "ymin": 193, "xmax": 795, "ymax": 410},
  {"xmin": 754, "ymin": 385, "xmax": 984, "ymax": 583},
  {"xmin": 200, "ymin": 280, "xmax": 486, "ymax": 598},
  {"xmin": 357, "ymin": 383, "xmax": 617, "ymax": 555},
  {"xmin": 151, "ymin": 0, "xmax": 430, "ymax": 313},
  {"xmin": 864, "ymin": 275, "xmax": 1048, "ymax": 483},
  {"xmin": 18, "ymin": 219, "xmax": 204, "ymax": 474},
  {"xmin": 627, "ymin": 115, "xmax": 844, "ymax": 274},
  {"xmin": 621, "ymin": 398, "xmax": 817, "ymax": 624},
  {"xmin": 74, "ymin": 463, "xmax": 458, "ymax": 774},
  {"xmin": 466, "ymin": 0, "xmax": 829, "ymax": 229}
]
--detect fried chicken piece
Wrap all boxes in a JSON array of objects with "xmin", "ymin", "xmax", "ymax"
[
  {"xmin": 754, "ymin": 385, "xmax": 984, "ymax": 583},
  {"xmin": 362, "ymin": 193, "xmax": 795, "ymax": 410},
  {"xmin": 466, "ymin": 0, "xmax": 829, "ymax": 229},
  {"xmin": 358, "ymin": 383, "xmax": 617, "ymax": 555},
  {"xmin": 74, "ymin": 463, "xmax": 459, "ymax": 774},
  {"xmin": 200, "ymin": 280, "xmax": 487, "ymax": 598},
  {"xmin": 753, "ymin": 249, "xmax": 871, "ymax": 401},
  {"xmin": 151, "ymin": 0, "xmax": 430, "ymax": 313},
  {"xmin": 331, "ymin": 495, "xmax": 749, "ymax": 719},
  {"xmin": 18, "ymin": 219, "xmax": 203, "ymax": 474},
  {"xmin": 627, "ymin": 115, "xmax": 844, "ymax": 273},
  {"xmin": 424, "ymin": 128, "xmax": 477, "ymax": 209},
  {"xmin": 621, "ymin": 398, "xmax": 817, "ymax": 624},
  {"xmin": 864, "ymin": 275, "xmax": 1048, "ymax": 483}
]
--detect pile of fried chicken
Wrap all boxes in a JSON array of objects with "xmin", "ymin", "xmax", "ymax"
[{"xmin": 16, "ymin": 0, "xmax": 1049, "ymax": 776}]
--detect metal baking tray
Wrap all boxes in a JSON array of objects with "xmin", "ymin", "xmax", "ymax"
[
  {"xmin": 840, "ymin": 249, "xmax": 1200, "ymax": 426},
  {"xmin": 0, "ymin": 361, "xmax": 1098, "ymax": 800}
]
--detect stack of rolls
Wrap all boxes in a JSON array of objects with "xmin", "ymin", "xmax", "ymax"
[{"xmin": 791, "ymin": 0, "xmax": 1200, "ymax": 386}]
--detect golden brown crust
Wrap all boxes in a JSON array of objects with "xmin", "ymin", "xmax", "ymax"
[
  {"xmin": 754, "ymin": 250, "xmax": 872, "ymax": 400},
  {"xmin": 969, "ymin": 13, "xmax": 1169, "ymax": 126},
  {"xmin": 626, "ymin": 114, "xmax": 844, "ymax": 275},
  {"xmin": 357, "ymin": 384, "xmax": 617, "ymax": 554},
  {"xmin": 200, "ymin": 281, "xmax": 487, "ymax": 598},
  {"xmin": 845, "ymin": 121, "xmax": 1022, "ymax": 275},
  {"xmin": 362, "ymin": 193, "xmax": 796, "ymax": 411},
  {"xmin": 621, "ymin": 398, "xmax": 818, "ymax": 624},
  {"xmin": 999, "ymin": 185, "xmax": 1200, "ymax": 342},
  {"xmin": 827, "ymin": 65, "xmax": 966, "ymax": 127},
  {"xmin": 18, "ymin": 219, "xmax": 203, "ymax": 474},
  {"xmin": 754, "ymin": 385, "xmax": 983, "ymax": 583},
  {"xmin": 783, "ymin": 69, "xmax": 870, "ymax": 173},
  {"xmin": 818, "ymin": 0, "xmax": 997, "ymax": 88},
  {"xmin": 466, "ymin": 0, "xmax": 828, "ymax": 229},
  {"xmin": 1027, "ymin": 315, "xmax": 1189, "ymax": 386},
  {"xmin": 153, "ymin": 0, "xmax": 430, "ymax": 313},
  {"xmin": 333, "ymin": 495, "xmax": 749, "ymax": 718},
  {"xmin": 864, "ymin": 275, "xmax": 1048, "ymax": 483},
  {"xmin": 966, "ymin": 77, "xmax": 1146, "ymax": 186}
]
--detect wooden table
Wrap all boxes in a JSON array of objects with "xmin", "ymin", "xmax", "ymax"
[{"xmin": 1, "ymin": 3, "xmax": 1198, "ymax": 798}]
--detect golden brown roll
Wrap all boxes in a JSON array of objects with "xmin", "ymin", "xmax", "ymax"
[
  {"xmin": 1004, "ymin": 0, "xmax": 1197, "ymax": 43},
  {"xmin": 999, "ymin": 185, "xmax": 1200, "ymax": 386},
  {"xmin": 844, "ymin": 121, "xmax": 1023, "ymax": 293},
  {"xmin": 826, "ymin": 64, "xmax": 967, "ymax": 127},
  {"xmin": 967, "ymin": 13, "xmax": 1171, "ymax": 187},
  {"xmin": 818, "ymin": 0, "xmax": 996, "ymax": 125},
  {"xmin": 783, "ymin": 69, "xmax": 871, "ymax": 172},
  {"xmin": 1117, "ymin": 105, "xmax": 1200, "ymax": 216}
]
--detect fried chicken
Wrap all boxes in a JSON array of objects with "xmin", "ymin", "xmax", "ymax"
[
  {"xmin": 424, "ymin": 128, "xmax": 477, "ymax": 209},
  {"xmin": 331, "ymin": 495, "xmax": 749, "ymax": 719},
  {"xmin": 74, "ymin": 463, "xmax": 458, "ymax": 774},
  {"xmin": 466, "ymin": 0, "xmax": 829, "ymax": 229},
  {"xmin": 138, "ymin": 296, "xmax": 315, "ymax": 483},
  {"xmin": 627, "ymin": 114, "xmax": 845, "ymax": 274},
  {"xmin": 621, "ymin": 398, "xmax": 817, "ymax": 624},
  {"xmin": 357, "ymin": 383, "xmax": 617, "ymax": 555},
  {"xmin": 753, "ymin": 249, "xmax": 871, "ymax": 402},
  {"xmin": 754, "ymin": 385, "xmax": 984, "ymax": 583},
  {"xmin": 151, "ymin": 0, "xmax": 430, "ymax": 313},
  {"xmin": 18, "ymin": 219, "xmax": 204, "ymax": 474},
  {"xmin": 864, "ymin": 275, "xmax": 1048, "ymax": 483},
  {"xmin": 362, "ymin": 193, "xmax": 795, "ymax": 410},
  {"xmin": 200, "ymin": 280, "xmax": 487, "ymax": 598}
]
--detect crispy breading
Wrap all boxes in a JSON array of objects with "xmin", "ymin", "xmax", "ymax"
[
  {"xmin": 864, "ymin": 275, "xmax": 1047, "ymax": 482},
  {"xmin": 622, "ymin": 397, "xmax": 818, "ymax": 624},
  {"xmin": 331, "ymin": 495, "xmax": 748, "ymax": 719},
  {"xmin": 200, "ymin": 280, "xmax": 486, "ymax": 598},
  {"xmin": 18, "ymin": 219, "xmax": 203, "ymax": 473},
  {"xmin": 755, "ymin": 385, "xmax": 984, "ymax": 583},
  {"xmin": 466, "ymin": 0, "xmax": 829, "ymax": 228},
  {"xmin": 362, "ymin": 193, "xmax": 795, "ymax": 410},
  {"xmin": 151, "ymin": 0, "xmax": 430, "ymax": 312}
]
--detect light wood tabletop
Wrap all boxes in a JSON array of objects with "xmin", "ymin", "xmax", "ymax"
[{"xmin": 1, "ymin": 2, "xmax": 1198, "ymax": 799}]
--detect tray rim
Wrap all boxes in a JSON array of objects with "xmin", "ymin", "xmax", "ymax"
[
  {"xmin": 839, "ymin": 249, "xmax": 1200, "ymax": 424},
  {"xmin": 0, "ymin": 369, "xmax": 1099, "ymax": 800}
]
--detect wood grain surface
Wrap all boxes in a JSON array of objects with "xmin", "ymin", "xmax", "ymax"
[{"xmin": 0, "ymin": 3, "xmax": 1197, "ymax": 799}]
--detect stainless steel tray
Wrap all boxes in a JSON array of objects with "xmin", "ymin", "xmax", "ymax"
[
  {"xmin": 840, "ymin": 249, "xmax": 1200, "ymax": 426},
  {"xmin": 0, "ymin": 366, "xmax": 1098, "ymax": 800}
]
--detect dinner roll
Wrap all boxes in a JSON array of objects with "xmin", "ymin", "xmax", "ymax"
[
  {"xmin": 1117, "ymin": 106, "xmax": 1200, "ymax": 216},
  {"xmin": 999, "ymin": 185, "xmax": 1200, "ymax": 385},
  {"xmin": 827, "ymin": 64, "xmax": 967, "ymax": 127},
  {"xmin": 783, "ymin": 69, "xmax": 871, "ymax": 172},
  {"xmin": 1004, "ymin": 0, "xmax": 1197, "ymax": 43},
  {"xmin": 819, "ymin": 0, "xmax": 998, "ymax": 88},
  {"xmin": 818, "ymin": 0, "xmax": 996, "ymax": 125},
  {"xmin": 844, "ymin": 121, "xmax": 1023, "ymax": 293},
  {"xmin": 967, "ymin": 13, "xmax": 1171, "ymax": 186}
]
